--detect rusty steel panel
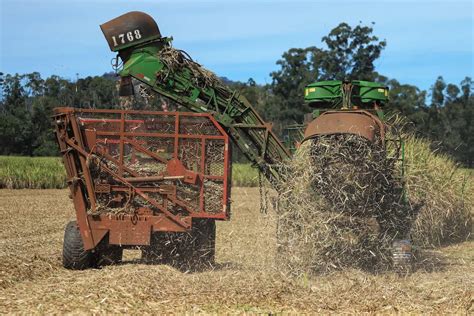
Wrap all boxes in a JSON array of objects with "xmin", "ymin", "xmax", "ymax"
[
  {"xmin": 108, "ymin": 220, "xmax": 152, "ymax": 246},
  {"xmin": 100, "ymin": 11, "xmax": 162, "ymax": 52},
  {"xmin": 303, "ymin": 110, "xmax": 385, "ymax": 143},
  {"xmin": 53, "ymin": 107, "xmax": 230, "ymax": 250}
]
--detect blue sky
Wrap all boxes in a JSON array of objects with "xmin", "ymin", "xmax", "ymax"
[{"xmin": 1, "ymin": 0, "xmax": 472, "ymax": 91}]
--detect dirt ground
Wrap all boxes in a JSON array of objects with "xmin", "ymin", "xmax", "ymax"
[{"xmin": 0, "ymin": 188, "xmax": 472, "ymax": 314}]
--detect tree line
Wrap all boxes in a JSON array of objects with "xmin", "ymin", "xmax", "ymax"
[{"xmin": 0, "ymin": 23, "xmax": 472, "ymax": 166}]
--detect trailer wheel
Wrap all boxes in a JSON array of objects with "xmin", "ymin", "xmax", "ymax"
[
  {"xmin": 191, "ymin": 219, "xmax": 216, "ymax": 268},
  {"xmin": 175, "ymin": 219, "xmax": 216, "ymax": 271},
  {"xmin": 143, "ymin": 220, "xmax": 216, "ymax": 271},
  {"xmin": 142, "ymin": 233, "xmax": 168, "ymax": 264},
  {"xmin": 63, "ymin": 221, "xmax": 94, "ymax": 270},
  {"xmin": 96, "ymin": 240, "xmax": 123, "ymax": 267}
]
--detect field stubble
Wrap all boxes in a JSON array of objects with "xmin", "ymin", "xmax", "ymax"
[{"xmin": 0, "ymin": 188, "xmax": 472, "ymax": 314}]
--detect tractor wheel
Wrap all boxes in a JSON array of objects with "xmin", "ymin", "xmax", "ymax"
[
  {"xmin": 392, "ymin": 239, "xmax": 413, "ymax": 274},
  {"xmin": 63, "ymin": 221, "xmax": 94, "ymax": 270}
]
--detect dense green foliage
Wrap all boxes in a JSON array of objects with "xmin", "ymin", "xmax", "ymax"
[
  {"xmin": 0, "ymin": 22, "xmax": 472, "ymax": 166},
  {"xmin": 261, "ymin": 23, "xmax": 386, "ymax": 128},
  {"xmin": 383, "ymin": 76, "xmax": 473, "ymax": 165},
  {"xmin": 0, "ymin": 72, "xmax": 120, "ymax": 156}
]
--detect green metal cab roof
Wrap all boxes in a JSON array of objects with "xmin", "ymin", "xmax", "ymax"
[
  {"xmin": 304, "ymin": 80, "xmax": 342, "ymax": 103},
  {"xmin": 352, "ymin": 80, "xmax": 389, "ymax": 103},
  {"xmin": 304, "ymin": 80, "xmax": 389, "ymax": 107}
]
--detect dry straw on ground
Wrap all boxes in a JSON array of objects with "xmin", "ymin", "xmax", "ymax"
[{"xmin": 0, "ymin": 189, "xmax": 472, "ymax": 314}]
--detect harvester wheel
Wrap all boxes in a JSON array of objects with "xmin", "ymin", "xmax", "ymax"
[{"xmin": 63, "ymin": 221, "xmax": 94, "ymax": 270}]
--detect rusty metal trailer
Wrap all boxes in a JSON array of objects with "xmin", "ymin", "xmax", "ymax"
[{"xmin": 53, "ymin": 107, "xmax": 231, "ymax": 269}]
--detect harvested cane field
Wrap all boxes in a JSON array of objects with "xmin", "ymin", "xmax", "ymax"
[{"xmin": 0, "ymin": 187, "xmax": 473, "ymax": 314}]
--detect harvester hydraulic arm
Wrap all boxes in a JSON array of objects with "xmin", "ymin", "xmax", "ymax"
[{"xmin": 117, "ymin": 44, "xmax": 291, "ymax": 186}]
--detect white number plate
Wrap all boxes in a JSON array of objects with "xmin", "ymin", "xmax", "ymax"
[{"xmin": 111, "ymin": 29, "xmax": 142, "ymax": 47}]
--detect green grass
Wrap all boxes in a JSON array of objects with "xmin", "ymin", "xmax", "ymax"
[
  {"xmin": 0, "ymin": 156, "xmax": 67, "ymax": 189},
  {"xmin": 0, "ymin": 156, "xmax": 259, "ymax": 189},
  {"xmin": 459, "ymin": 168, "xmax": 473, "ymax": 178},
  {"xmin": 232, "ymin": 163, "xmax": 259, "ymax": 187}
]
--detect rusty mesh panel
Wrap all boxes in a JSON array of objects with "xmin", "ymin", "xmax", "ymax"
[
  {"xmin": 179, "ymin": 116, "xmax": 220, "ymax": 135},
  {"xmin": 176, "ymin": 182, "xmax": 200, "ymax": 212},
  {"xmin": 90, "ymin": 164, "xmax": 135, "ymax": 215},
  {"xmin": 94, "ymin": 135, "xmax": 121, "ymax": 161},
  {"xmin": 166, "ymin": 200, "xmax": 179, "ymax": 215},
  {"xmin": 133, "ymin": 136, "xmax": 174, "ymax": 159},
  {"xmin": 203, "ymin": 138, "xmax": 225, "ymax": 213},
  {"xmin": 124, "ymin": 113, "xmax": 175, "ymax": 134},
  {"xmin": 124, "ymin": 195, "xmax": 152, "ymax": 214},
  {"xmin": 123, "ymin": 142, "xmax": 167, "ymax": 176},
  {"xmin": 77, "ymin": 112, "xmax": 122, "ymax": 132},
  {"xmin": 72, "ymin": 110, "xmax": 227, "ymax": 218},
  {"xmin": 142, "ymin": 192, "xmax": 164, "ymax": 212},
  {"xmin": 205, "ymin": 140, "xmax": 225, "ymax": 176},
  {"xmin": 204, "ymin": 179, "xmax": 224, "ymax": 213},
  {"xmin": 178, "ymin": 139, "xmax": 202, "ymax": 173}
]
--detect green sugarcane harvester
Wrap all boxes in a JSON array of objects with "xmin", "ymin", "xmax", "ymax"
[
  {"xmin": 92, "ymin": 11, "xmax": 411, "ymax": 269},
  {"xmin": 101, "ymin": 12, "xmax": 400, "ymax": 183}
]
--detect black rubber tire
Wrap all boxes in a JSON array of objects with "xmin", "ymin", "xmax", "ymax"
[
  {"xmin": 142, "ymin": 233, "xmax": 169, "ymax": 264},
  {"xmin": 143, "ymin": 219, "xmax": 216, "ymax": 271},
  {"xmin": 174, "ymin": 219, "xmax": 216, "ymax": 271},
  {"xmin": 96, "ymin": 244, "xmax": 123, "ymax": 267},
  {"xmin": 63, "ymin": 221, "xmax": 94, "ymax": 270},
  {"xmin": 190, "ymin": 219, "xmax": 216, "ymax": 268}
]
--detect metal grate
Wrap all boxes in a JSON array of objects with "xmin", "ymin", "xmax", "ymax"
[
  {"xmin": 205, "ymin": 140, "xmax": 225, "ymax": 176},
  {"xmin": 179, "ymin": 116, "xmax": 221, "ymax": 135},
  {"xmin": 179, "ymin": 139, "xmax": 202, "ymax": 173},
  {"xmin": 70, "ymin": 109, "xmax": 228, "ymax": 218},
  {"xmin": 204, "ymin": 179, "xmax": 224, "ymax": 213},
  {"xmin": 124, "ymin": 113, "xmax": 176, "ymax": 134}
]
